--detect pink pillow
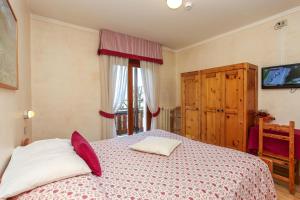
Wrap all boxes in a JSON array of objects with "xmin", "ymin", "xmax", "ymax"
[{"xmin": 71, "ymin": 131, "xmax": 102, "ymax": 176}]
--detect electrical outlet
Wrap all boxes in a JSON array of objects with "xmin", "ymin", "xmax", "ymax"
[{"xmin": 274, "ymin": 19, "xmax": 288, "ymax": 30}]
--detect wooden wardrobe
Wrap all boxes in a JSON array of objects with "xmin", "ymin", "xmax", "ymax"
[{"xmin": 181, "ymin": 63, "xmax": 258, "ymax": 152}]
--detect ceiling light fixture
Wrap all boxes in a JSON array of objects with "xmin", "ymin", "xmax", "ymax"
[
  {"xmin": 184, "ymin": 0, "xmax": 193, "ymax": 10},
  {"xmin": 166, "ymin": 0, "xmax": 182, "ymax": 9}
]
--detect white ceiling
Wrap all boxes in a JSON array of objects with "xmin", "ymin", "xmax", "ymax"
[{"xmin": 29, "ymin": 0, "xmax": 300, "ymax": 50}]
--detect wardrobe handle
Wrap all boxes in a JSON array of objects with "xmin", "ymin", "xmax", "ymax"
[
  {"xmin": 220, "ymin": 109, "xmax": 224, "ymax": 112},
  {"xmin": 216, "ymin": 109, "xmax": 220, "ymax": 112}
]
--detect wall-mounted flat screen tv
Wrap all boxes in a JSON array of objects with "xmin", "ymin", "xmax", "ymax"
[{"xmin": 262, "ymin": 63, "xmax": 300, "ymax": 89}]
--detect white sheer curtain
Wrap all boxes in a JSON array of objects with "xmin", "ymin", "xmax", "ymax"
[
  {"xmin": 140, "ymin": 61, "xmax": 160, "ymax": 129},
  {"xmin": 99, "ymin": 55, "xmax": 128, "ymax": 139}
]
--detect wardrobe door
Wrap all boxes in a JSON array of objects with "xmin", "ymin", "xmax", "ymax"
[
  {"xmin": 201, "ymin": 72, "xmax": 222, "ymax": 145},
  {"xmin": 181, "ymin": 72, "xmax": 200, "ymax": 140},
  {"xmin": 222, "ymin": 69, "xmax": 244, "ymax": 151}
]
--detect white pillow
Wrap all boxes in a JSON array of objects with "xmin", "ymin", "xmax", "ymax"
[
  {"xmin": 0, "ymin": 139, "xmax": 91, "ymax": 199},
  {"xmin": 129, "ymin": 136, "xmax": 182, "ymax": 156}
]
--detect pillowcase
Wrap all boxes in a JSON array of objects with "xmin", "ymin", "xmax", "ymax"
[
  {"xmin": 0, "ymin": 139, "xmax": 91, "ymax": 199},
  {"xmin": 129, "ymin": 136, "xmax": 182, "ymax": 156},
  {"xmin": 71, "ymin": 131, "xmax": 102, "ymax": 176}
]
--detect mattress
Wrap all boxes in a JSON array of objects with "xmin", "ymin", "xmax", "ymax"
[{"xmin": 15, "ymin": 130, "xmax": 276, "ymax": 200}]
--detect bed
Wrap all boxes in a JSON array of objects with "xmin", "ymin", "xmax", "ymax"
[{"xmin": 14, "ymin": 130, "xmax": 276, "ymax": 200}]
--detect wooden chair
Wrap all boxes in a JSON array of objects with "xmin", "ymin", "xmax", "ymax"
[{"xmin": 258, "ymin": 118, "xmax": 296, "ymax": 194}]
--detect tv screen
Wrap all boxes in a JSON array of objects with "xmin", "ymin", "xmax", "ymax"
[{"xmin": 262, "ymin": 63, "xmax": 300, "ymax": 89}]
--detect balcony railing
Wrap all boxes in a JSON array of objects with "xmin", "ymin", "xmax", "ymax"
[
  {"xmin": 115, "ymin": 110, "xmax": 144, "ymax": 135},
  {"xmin": 115, "ymin": 111, "xmax": 128, "ymax": 135}
]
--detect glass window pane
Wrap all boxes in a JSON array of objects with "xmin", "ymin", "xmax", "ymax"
[{"xmin": 133, "ymin": 67, "xmax": 146, "ymax": 133}]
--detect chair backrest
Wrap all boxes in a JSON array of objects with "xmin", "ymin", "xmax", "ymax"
[{"xmin": 258, "ymin": 118, "xmax": 295, "ymax": 161}]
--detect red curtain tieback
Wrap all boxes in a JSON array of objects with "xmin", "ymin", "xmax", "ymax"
[
  {"xmin": 99, "ymin": 111, "xmax": 115, "ymax": 119},
  {"xmin": 152, "ymin": 107, "xmax": 160, "ymax": 118}
]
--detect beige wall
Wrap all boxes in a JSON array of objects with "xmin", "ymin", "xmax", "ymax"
[
  {"xmin": 175, "ymin": 9, "xmax": 300, "ymax": 127},
  {"xmin": 31, "ymin": 18, "xmax": 100, "ymax": 141},
  {"xmin": 159, "ymin": 49, "xmax": 177, "ymax": 108},
  {"xmin": 30, "ymin": 17, "xmax": 176, "ymax": 141},
  {"xmin": 0, "ymin": 0, "xmax": 31, "ymax": 173}
]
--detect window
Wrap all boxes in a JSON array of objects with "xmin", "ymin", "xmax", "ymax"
[{"xmin": 115, "ymin": 59, "xmax": 151, "ymax": 135}]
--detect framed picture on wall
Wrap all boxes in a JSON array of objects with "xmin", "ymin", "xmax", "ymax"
[{"xmin": 0, "ymin": 0, "xmax": 18, "ymax": 90}]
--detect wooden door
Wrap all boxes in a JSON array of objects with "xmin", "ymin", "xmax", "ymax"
[
  {"xmin": 201, "ymin": 72, "xmax": 222, "ymax": 145},
  {"xmin": 222, "ymin": 69, "xmax": 244, "ymax": 151},
  {"xmin": 181, "ymin": 72, "xmax": 200, "ymax": 140}
]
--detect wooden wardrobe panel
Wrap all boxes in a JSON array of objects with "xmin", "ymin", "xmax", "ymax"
[
  {"xmin": 223, "ymin": 69, "xmax": 244, "ymax": 151},
  {"xmin": 201, "ymin": 72, "xmax": 222, "ymax": 144},
  {"xmin": 185, "ymin": 110, "xmax": 200, "ymax": 140},
  {"xmin": 224, "ymin": 71, "xmax": 240, "ymax": 110},
  {"xmin": 184, "ymin": 79, "xmax": 197, "ymax": 107},
  {"xmin": 181, "ymin": 72, "xmax": 201, "ymax": 139},
  {"xmin": 206, "ymin": 110, "xmax": 221, "ymax": 145},
  {"xmin": 206, "ymin": 74, "xmax": 221, "ymax": 110},
  {"xmin": 224, "ymin": 113, "xmax": 243, "ymax": 149}
]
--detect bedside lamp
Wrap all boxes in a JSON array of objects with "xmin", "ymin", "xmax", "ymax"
[
  {"xmin": 22, "ymin": 110, "xmax": 35, "ymax": 146},
  {"xmin": 24, "ymin": 110, "xmax": 35, "ymax": 119}
]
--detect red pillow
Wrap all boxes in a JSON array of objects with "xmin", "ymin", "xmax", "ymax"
[{"xmin": 71, "ymin": 131, "xmax": 102, "ymax": 176}]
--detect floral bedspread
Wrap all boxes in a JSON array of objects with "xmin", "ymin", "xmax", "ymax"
[{"xmin": 15, "ymin": 130, "xmax": 276, "ymax": 200}]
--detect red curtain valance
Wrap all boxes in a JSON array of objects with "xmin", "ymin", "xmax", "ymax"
[{"xmin": 97, "ymin": 29, "xmax": 163, "ymax": 65}]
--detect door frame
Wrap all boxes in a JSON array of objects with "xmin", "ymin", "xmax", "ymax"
[{"xmin": 127, "ymin": 59, "xmax": 151, "ymax": 135}]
